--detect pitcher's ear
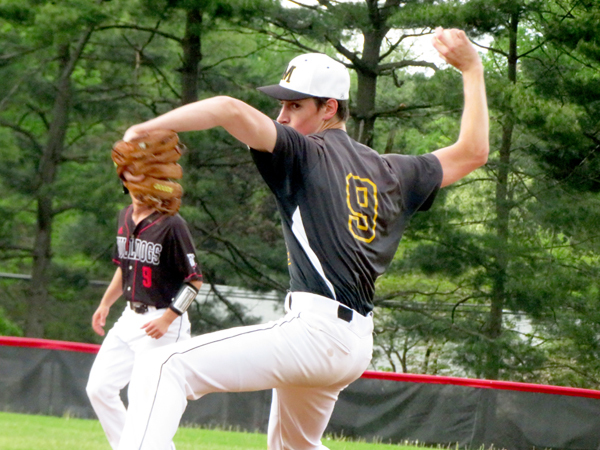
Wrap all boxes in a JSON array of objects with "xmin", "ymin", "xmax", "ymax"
[{"xmin": 323, "ymin": 98, "xmax": 339, "ymax": 121}]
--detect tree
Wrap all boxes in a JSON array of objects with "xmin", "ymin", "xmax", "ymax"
[
  {"xmin": 0, "ymin": 0, "xmax": 290, "ymax": 339},
  {"xmin": 0, "ymin": 1, "xmax": 120, "ymax": 336},
  {"xmin": 250, "ymin": 0, "xmax": 440, "ymax": 146},
  {"xmin": 514, "ymin": 0, "xmax": 600, "ymax": 386},
  {"xmin": 373, "ymin": 0, "xmax": 600, "ymax": 385},
  {"xmin": 117, "ymin": 0, "xmax": 292, "ymax": 317}
]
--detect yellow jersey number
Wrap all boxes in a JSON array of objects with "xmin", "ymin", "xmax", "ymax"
[{"xmin": 346, "ymin": 173, "xmax": 378, "ymax": 243}]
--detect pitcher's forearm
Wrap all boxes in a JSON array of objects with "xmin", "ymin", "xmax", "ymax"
[
  {"xmin": 125, "ymin": 97, "xmax": 277, "ymax": 152},
  {"xmin": 458, "ymin": 64, "xmax": 489, "ymax": 159}
]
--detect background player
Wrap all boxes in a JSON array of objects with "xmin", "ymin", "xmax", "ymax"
[
  {"xmin": 116, "ymin": 27, "xmax": 488, "ymax": 450},
  {"xmin": 86, "ymin": 179, "xmax": 203, "ymax": 450}
]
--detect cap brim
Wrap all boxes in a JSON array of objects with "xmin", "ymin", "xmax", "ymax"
[{"xmin": 257, "ymin": 85, "xmax": 312, "ymax": 101}]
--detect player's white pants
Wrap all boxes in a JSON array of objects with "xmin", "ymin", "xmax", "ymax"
[
  {"xmin": 117, "ymin": 292, "xmax": 373, "ymax": 450},
  {"xmin": 87, "ymin": 305, "xmax": 191, "ymax": 450}
]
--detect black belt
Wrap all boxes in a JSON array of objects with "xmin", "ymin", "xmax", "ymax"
[
  {"xmin": 288, "ymin": 297, "xmax": 353, "ymax": 322},
  {"xmin": 337, "ymin": 304, "xmax": 353, "ymax": 322},
  {"xmin": 129, "ymin": 302, "xmax": 149, "ymax": 314}
]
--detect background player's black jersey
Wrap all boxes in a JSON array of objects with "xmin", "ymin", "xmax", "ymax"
[
  {"xmin": 252, "ymin": 122, "xmax": 442, "ymax": 316},
  {"xmin": 112, "ymin": 206, "xmax": 202, "ymax": 308}
]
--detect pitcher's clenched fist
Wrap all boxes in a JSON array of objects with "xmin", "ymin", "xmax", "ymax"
[{"xmin": 432, "ymin": 27, "xmax": 483, "ymax": 73}]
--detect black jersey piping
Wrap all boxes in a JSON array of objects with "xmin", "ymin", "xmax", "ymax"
[{"xmin": 137, "ymin": 315, "xmax": 300, "ymax": 450}]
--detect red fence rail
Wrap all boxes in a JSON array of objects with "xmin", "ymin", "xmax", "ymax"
[
  {"xmin": 0, "ymin": 336, "xmax": 100, "ymax": 354},
  {"xmin": 3, "ymin": 336, "xmax": 600, "ymax": 399}
]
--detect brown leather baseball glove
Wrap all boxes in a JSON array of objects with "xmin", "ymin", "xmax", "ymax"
[{"xmin": 112, "ymin": 130, "xmax": 184, "ymax": 215}]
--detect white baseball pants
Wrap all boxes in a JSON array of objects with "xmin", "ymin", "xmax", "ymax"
[
  {"xmin": 87, "ymin": 305, "xmax": 191, "ymax": 450},
  {"xmin": 117, "ymin": 292, "xmax": 373, "ymax": 450}
]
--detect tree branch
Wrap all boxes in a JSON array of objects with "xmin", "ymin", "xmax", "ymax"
[
  {"xmin": 0, "ymin": 118, "xmax": 43, "ymax": 153},
  {"xmin": 378, "ymin": 60, "xmax": 438, "ymax": 73},
  {"xmin": 95, "ymin": 24, "xmax": 181, "ymax": 43}
]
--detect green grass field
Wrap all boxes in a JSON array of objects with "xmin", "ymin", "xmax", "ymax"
[{"xmin": 0, "ymin": 412, "xmax": 424, "ymax": 450}]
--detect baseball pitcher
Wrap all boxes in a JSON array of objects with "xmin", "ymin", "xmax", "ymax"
[{"xmin": 115, "ymin": 27, "xmax": 488, "ymax": 450}]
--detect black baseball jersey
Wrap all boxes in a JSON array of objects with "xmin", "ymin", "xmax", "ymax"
[
  {"xmin": 112, "ymin": 206, "xmax": 202, "ymax": 308},
  {"xmin": 251, "ymin": 122, "xmax": 442, "ymax": 316}
]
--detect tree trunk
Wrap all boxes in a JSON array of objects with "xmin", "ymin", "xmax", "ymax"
[
  {"xmin": 26, "ymin": 45, "xmax": 71, "ymax": 337},
  {"xmin": 26, "ymin": 29, "xmax": 92, "ymax": 337},
  {"xmin": 27, "ymin": 194, "xmax": 54, "ymax": 337},
  {"xmin": 353, "ymin": 70, "xmax": 378, "ymax": 147},
  {"xmin": 484, "ymin": 12, "xmax": 519, "ymax": 378},
  {"xmin": 352, "ymin": 29, "xmax": 385, "ymax": 147},
  {"xmin": 180, "ymin": 8, "xmax": 203, "ymax": 105}
]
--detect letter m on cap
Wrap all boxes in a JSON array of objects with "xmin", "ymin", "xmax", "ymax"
[{"xmin": 281, "ymin": 65, "xmax": 296, "ymax": 83}]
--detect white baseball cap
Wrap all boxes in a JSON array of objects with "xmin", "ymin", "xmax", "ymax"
[{"xmin": 257, "ymin": 53, "xmax": 350, "ymax": 101}]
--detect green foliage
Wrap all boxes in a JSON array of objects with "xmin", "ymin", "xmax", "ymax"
[
  {"xmin": 370, "ymin": 0, "xmax": 600, "ymax": 386},
  {"xmin": 519, "ymin": 51, "xmax": 600, "ymax": 192},
  {"xmin": 0, "ymin": 0, "xmax": 291, "ymax": 340},
  {"xmin": 0, "ymin": 307, "xmax": 22, "ymax": 336}
]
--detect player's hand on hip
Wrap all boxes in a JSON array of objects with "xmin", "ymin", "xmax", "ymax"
[
  {"xmin": 431, "ymin": 27, "xmax": 482, "ymax": 73},
  {"xmin": 91, "ymin": 305, "xmax": 109, "ymax": 336}
]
